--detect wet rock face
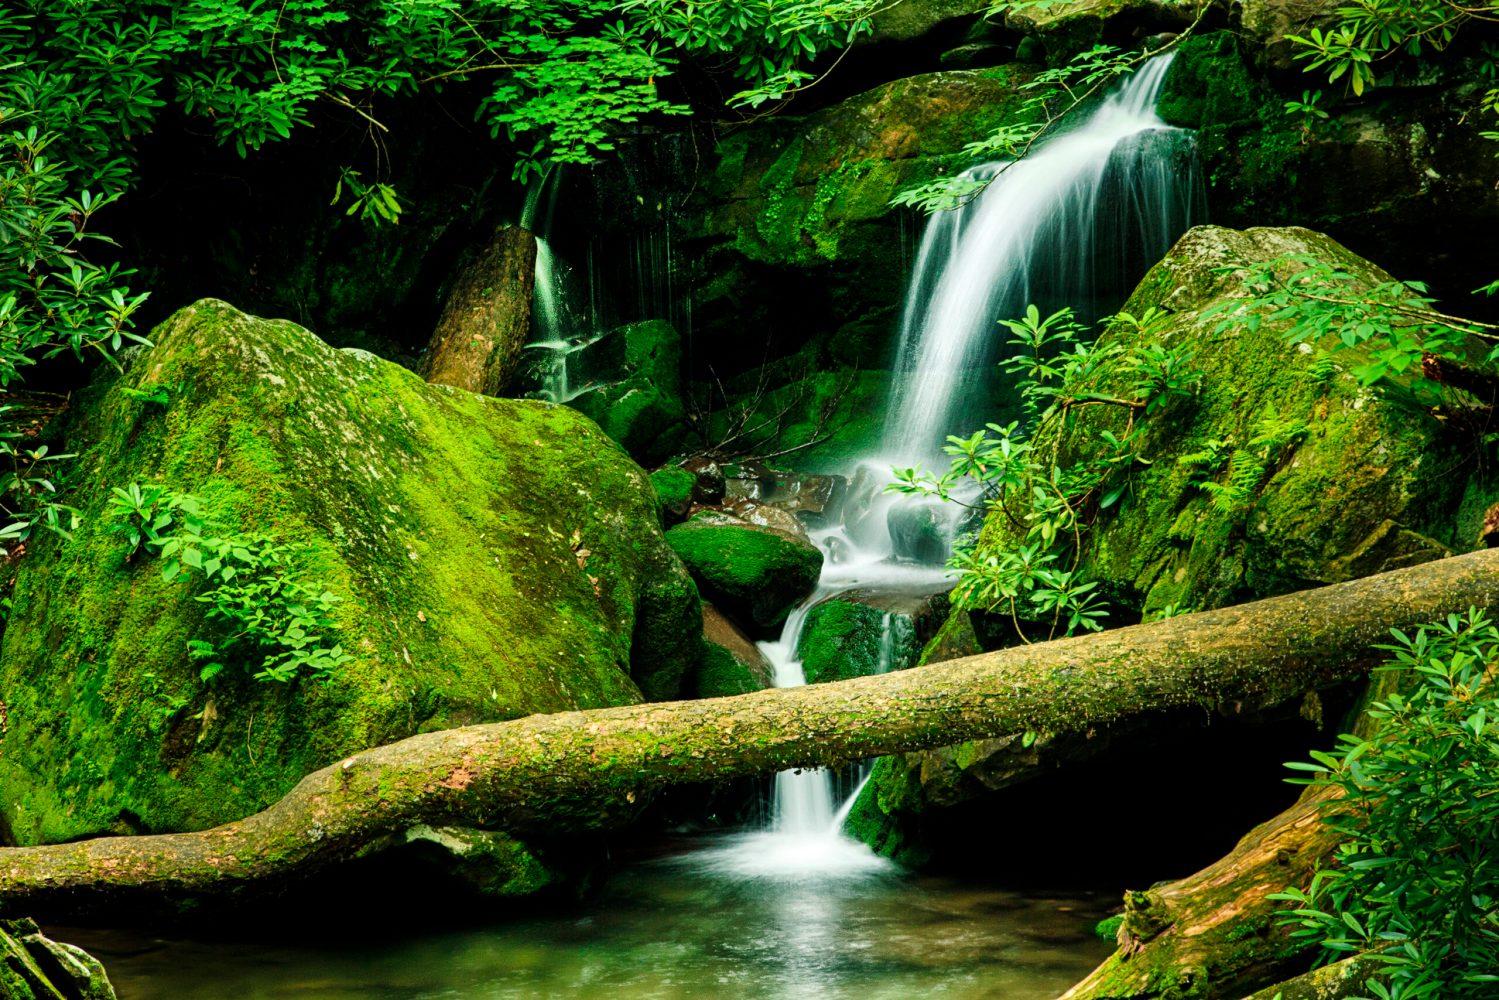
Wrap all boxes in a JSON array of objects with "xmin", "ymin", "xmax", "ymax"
[
  {"xmin": 0, "ymin": 300, "xmax": 701, "ymax": 845},
  {"xmin": 796, "ymin": 588, "xmax": 951, "ymax": 685},
  {"xmin": 1159, "ymin": 30, "xmax": 1499, "ymax": 306},
  {"xmin": 0, "ymin": 919, "xmax": 115, "ymax": 1000}
]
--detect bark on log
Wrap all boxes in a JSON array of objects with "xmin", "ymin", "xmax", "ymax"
[
  {"xmin": 1242, "ymin": 955, "xmax": 1380, "ymax": 1000},
  {"xmin": 4, "ymin": 548, "xmax": 1499, "ymax": 918},
  {"xmin": 421, "ymin": 225, "xmax": 537, "ymax": 395}
]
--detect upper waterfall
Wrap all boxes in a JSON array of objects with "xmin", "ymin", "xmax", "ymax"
[{"xmin": 883, "ymin": 53, "xmax": 1204, "ymax": 465}]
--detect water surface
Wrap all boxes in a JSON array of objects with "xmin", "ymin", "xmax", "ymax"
[{"xmin": 68, "ymin": 847, "xmax": 1115, "ymax": 1000}]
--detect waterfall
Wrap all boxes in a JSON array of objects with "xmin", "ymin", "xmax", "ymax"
[
  {"xmin": 686, "ymin": 55, "xmax": 1202, "ymax": 882},
  {"xmin": 883, "ymin": 52, "xmax": 1203, "ymax": 463}
]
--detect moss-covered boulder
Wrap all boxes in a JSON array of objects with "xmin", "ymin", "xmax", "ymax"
[
  {"xmin": 649, "ymin": 465, "xmax": 697, "ymax": 525},
  {"xmin": 796, "ymin": 588, "xmax": 948, "ymax": 684},
  {"xmin": 664, "ymin": 515, "xmax": 823, "ymax": 631},
  {"xmin": 850, "ymin": 225, "xmax": 1493, "ymax": 860},
  {"xmin": 1056, "ymin": 225, "xmax": 1473, "ymax": 615},
  {"xmin": 566, "ymin": 319, "xmax": 687, "ymax": 467},
  {"xmin": 0, "ymin": 300, "xmax": 701, "ymax": 846},
  {"xmin": 0, "ymin": 919, "xmax": 114, "ymax": 1000},
  {"xmin": 690, "ymin": 604, "xmax": 775, "ymax": 698}
]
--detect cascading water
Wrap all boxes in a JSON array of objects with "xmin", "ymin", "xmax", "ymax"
[
  {"xmin": 884, "ymin": 53, "xmax": 1203, "ymax": 464},
  {"xmin": 694, "ymin": 54, "xmax": 1202, "ymax": 882}
]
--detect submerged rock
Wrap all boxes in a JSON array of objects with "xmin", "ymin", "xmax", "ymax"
[
  {"xmin": 0, "ymin": 300, "xmax": 701, "ymax": 845},
  {"xmin": 0, "ymin": 919, "xmax": 114, "ymax": 1000},
  {"xmin": 665, "ymin": 514, "xmax": 823, "ymax": 632}
]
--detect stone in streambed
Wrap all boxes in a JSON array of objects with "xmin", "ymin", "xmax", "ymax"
[
  {"xmin": 665, "ymin": 514, "xmax": 823, "ymax": 631},
  {"xmin": 796, "ymin": 588, "xmax": 950, "ymax": 685},
  {"xmin": 691, "ymin": 604, "xmax": 775, "ymax": 698},
  {"xmin": 0, "ymin": 919, "xmax": 115, "ymax": 1000}
]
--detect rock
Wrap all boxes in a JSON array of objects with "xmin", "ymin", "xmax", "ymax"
[
  {"xmin": 1064, "ymin": 225, "xmax": 1480, "ymax": 614},
  {"xmin": 692, "ymin": 603, "xmax": 776, "ymax": 698},
  {"xmin": 718, "ymin": 498, "xmax": 814, "ymax": 546},
  {"xmin": 678, "ymin": 457, "xmax": 727, "ymax": 505},
  {"xmin": 1235, "ymin": 0, "xmax": 1342, "ymax": 73},
  {"xmin": 0, "ymin": 919, "xmax": 115, "ymax": 1000},
  {"xmin": 1159, "ymin": 31, "xmax": 1499, "ymax": 306},
  {"xmin": 665, "ymin": 515, "xmax": 823, "ymax": 631},
  {"xmin": 399, "ymin": 825, "xmax": 561, "ymax": 899},
  {"xmin": 649, "ymin": 466, "xmax": 697, "ymax": 525},
  {"xmin": 850, "ymin": 225, "xmax": 1494, "ymax": 859},
  {"xmin": 886, "ymin": 497, "xmax": 953, "ymax": 564},
  {"xmin": 1001, "ymin": 0, "xmax": 1199, "ymax": 60},
  {"xmin": 796, "ymin": 588, "xmax": 950, "ymax": 684},
  {"xmin": 0, "ymin": 300, "xmax": 701, "ymax": 845},
  {"xmin": 566, "ymin": 320, "xmax": 687, "ymax": 466},
  {"xmin": 865, "ymin": 0, "xmax": 992, "ymax": 46},
  {"xmin": 684, "ymin": 63, "xmax": 1039, "ymax": 402}
]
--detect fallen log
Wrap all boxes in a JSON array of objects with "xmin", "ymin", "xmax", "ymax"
[
  {"xmin": 1061, "ymin": 783, "xmax": 1345, "ymax": 999},
  {"xmin": 5, "ymin": 547, "xmax": 1499, "ymax": 917}
]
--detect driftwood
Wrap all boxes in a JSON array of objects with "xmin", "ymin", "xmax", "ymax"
[
  {"xmin": 421, "ymin": 224, "xmax": 537, "ymax": 395},
  {"xmin": 3, "ymin": 548, "xmax": 1499, "ymax": 919}
]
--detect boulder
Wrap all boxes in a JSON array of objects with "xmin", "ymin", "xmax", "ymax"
[
  {"xmin": 664, "ymin": 514, "xmax": 823, "ymax": 631},
  {"xmin": 796, "ymin": 587, "xmax": 950, "ymax": 684},
  {"xmin": 691, "ymin": 603, "xmax": 776, "ymax": 698},
  {"xmin": 565, "ymin": 319, "xmax": 687, "ymax": 466},
  {"xmin": 0, "ymin": 300, "xmax": 701, "ymax": 845},
  {"xmin": 850, "ymin": 225, "xmax": 1493, "ymax": 858},
  {"xmin": 0, "ymin": 919, "xmax": 114, "ymax": 1000},
  {"xmin": 649, "ymin": 465, "xmax": 697, "ymax": 525}
]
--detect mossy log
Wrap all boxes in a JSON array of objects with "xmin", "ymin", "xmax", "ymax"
[
  {"xmin": 421, "ymin": 224, "xmax": 536, "ymax": 395},
  {"xmin": 1243, "ymin": 955, "xmax": 1381, "ymax": 1000},
  {"xmin": 5, "ymin": 548, "xmax": 1499, "ymax": 918},
  {"xmin": 1062, "ymin": 784, "xmax": 1344, "ymax": 999}
]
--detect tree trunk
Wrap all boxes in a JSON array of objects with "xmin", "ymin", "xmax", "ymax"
[
  {"xmin": 421, "ymin": 225, "xmax": 537, "ymax": 395},
  {"xmin": 4, "ymin": 548, "xmax": 1499, "ymax": 919}
]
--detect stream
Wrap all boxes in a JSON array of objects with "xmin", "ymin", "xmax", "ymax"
[{"xmin": 61, "ymin": 862, "xmax": 1115, "ymax": 1000}]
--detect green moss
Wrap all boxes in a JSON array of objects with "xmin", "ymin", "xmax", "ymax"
[
  {"xmin": 665, "ymin": 519, "xmax": 821, "ymax": 630},
  {"xmin": 1095, "ymin": 914, "xmax": 1125, "ymax": 943},
  {"xmin": 649, "ymin": 466, "xmax": 697, "ymax": 523},
  {"xmin": 797, "ymin": 597, "xmax": 917, "ymax": 684},
  {"xmin": 0, "ymin": 300, "xmax": 700, "ymax": 844},
  {"xmin": 691, "ymin": 641, "xmax": 763, "ymax": 698},
  {"xmin": 567, "ymin": 320, "xmax": 687, "ymax": 467}
]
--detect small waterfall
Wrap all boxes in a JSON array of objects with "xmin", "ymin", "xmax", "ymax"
[
  {"xmin": 884, "ymin": 53, "xmax": 1203, "ymax": 462},
  {"xmin": 516, "ymin": 172, "xmax": 606, "ymax": 403}
]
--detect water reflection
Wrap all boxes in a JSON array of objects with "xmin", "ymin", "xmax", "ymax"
[{"xmin": 67, "ymin": 846, "xmax": 1114, "ymax": 1000}]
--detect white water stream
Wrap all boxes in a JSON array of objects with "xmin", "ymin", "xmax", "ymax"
[{"xmin": 885, "ymin": 53, "xmax": 1198, "ymax": 462}]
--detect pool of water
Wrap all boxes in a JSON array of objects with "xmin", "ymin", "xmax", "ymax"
[{"xmin": 62, "ymin": 841, "xmax": 1116, "ymax": 1000}]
